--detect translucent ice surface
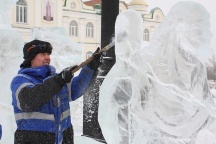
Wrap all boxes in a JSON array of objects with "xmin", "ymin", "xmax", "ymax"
[
  {"xmin": 0, "ymin": 0, "xmax": 23, "ymax": 143},
  {"xmin": 99, "ymin": 2, "xmax": 216, "ymax": 144},
  {"xmin": 98, "ymin": 9, "xmax": 146, "ymax": 144}
]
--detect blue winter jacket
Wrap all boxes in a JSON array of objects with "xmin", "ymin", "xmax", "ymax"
[{"xmin": 11, "ymin": 65, "xmax": 93, "ymax": 143}]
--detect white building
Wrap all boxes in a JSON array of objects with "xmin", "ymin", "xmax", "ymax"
[{"xmin": 8, "ymin": 0, "xmax": 164, "ymax": 60}]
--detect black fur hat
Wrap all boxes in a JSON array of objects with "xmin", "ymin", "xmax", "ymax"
[{"xmin": 21, "ymin": 40, "xmax": 52, "ymax": 67}]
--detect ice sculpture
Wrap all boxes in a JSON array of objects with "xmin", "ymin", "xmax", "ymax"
[
  {"xmin": 98, "ymin": 2, "xmax": 216, "ymax": 144},
  {"xmin": 0, "ymin": 0, "xmax": 23, "ymax": 143},
  {"xmin": 141, "ymin": 2, "xmax": 216, "ymax": 143},
  {"xmin": 0, "ymin": 0, "xmax": 23, "ymax": 102},
  {"xmin": 98, "ymin": 9, "xmax": 146, "ymax": 144}
]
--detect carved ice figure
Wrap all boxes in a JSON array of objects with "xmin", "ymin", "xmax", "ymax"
[
  {"xmin": 98, "ymin": 9, "xmax": 146, "ymax": 144},
  {"xmin": 99, "ymin": 2, "xmax": 216, "ymax": 144},
  {"xmin": 0, "ymin": 0, "xmax": 23, "ymax": 143},
  {"xmin": 0, "ymin": 0, "xmax": 23, "ymax": 104},
  {"xmin": 136, "ymin": 1, "xmax": 216, "ymax": 143}
]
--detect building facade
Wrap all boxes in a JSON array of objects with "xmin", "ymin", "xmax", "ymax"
[{"xmin": 8, "ymin": 0, "xmax": 164, "ymax": 60}]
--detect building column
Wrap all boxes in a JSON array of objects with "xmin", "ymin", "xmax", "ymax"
[
  {"xmin": 34, "ymin": 0, "xmax": 41, "ymax": 27},
  {"xmin": 79, "ymin": 18, "xmax": 86, "ymax": 59},
  {"xmin": 56, "ymin": 0, "xmax": 63, "ymax": 27},
  {"xmin": 79, "ymin": 18, "xmax": 86, "ymax": 43}
]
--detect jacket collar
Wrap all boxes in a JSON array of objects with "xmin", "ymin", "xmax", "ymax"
[{"xmin": 18, "ymin": 65, "xmax": 56, "ymax": 79}]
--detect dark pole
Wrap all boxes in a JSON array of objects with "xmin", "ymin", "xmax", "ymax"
[{"xmin": 83, "ymin": 0, "xmax": 119, "ymax": 142}]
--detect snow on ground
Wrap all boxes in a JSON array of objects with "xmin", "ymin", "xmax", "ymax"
[{"xmin": 74, "ymin": 136, "xmax": 103, "ymax": 144}]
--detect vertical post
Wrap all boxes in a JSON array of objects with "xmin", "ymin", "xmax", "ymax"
[{"xmin": 83, "ymin": 0, "xmax": 119, "ymax": 142}]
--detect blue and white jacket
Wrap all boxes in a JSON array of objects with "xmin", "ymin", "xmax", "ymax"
[{"xmin": 11, "ymin": 65, "xmax": 94, "ymax": 143}]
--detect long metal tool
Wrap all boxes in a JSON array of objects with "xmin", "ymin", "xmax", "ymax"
[{"xmin": 71, "ymin": 39, "xmax": 115, "ymax": 74}]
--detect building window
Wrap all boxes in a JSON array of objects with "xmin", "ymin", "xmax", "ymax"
[
  {"xmin": 86, "ymin": 51, "xmax": 93, "ymax": 59},
  {"xmin": 71, "ymin": 2, "xmax": 76, "ymax": 9},
  {"xmin": 144, "ymin": 29, "xmax": 149, "ymax": 41},
  {"xmin": 69, "ymin": 20, "xmax": 78, "ymax": 37},
  {"xmin": 86, "ymin": 22, "xmax": 94, "ymax": 38},
  {"xmin": 16, "ymin": 0, "xmax": 27, "ymax": 23}
]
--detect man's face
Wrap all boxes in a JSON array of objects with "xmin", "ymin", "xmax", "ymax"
[{"xmin": 31, "ymin": 53, "xmax": 51, "ymax": 68}]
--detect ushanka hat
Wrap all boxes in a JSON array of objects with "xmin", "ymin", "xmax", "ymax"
[{"xmin": 21, "ymin": 40, "xmax": 52, "ymax": 67}]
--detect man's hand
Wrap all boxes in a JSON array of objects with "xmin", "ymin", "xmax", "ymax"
[
  {"xmin": 87, "ymin": 47, "xmax": 103, "ymax": 70},
  {"xmin": 54, "ymin": 65, "xmax": 78, "ymax": 86}
]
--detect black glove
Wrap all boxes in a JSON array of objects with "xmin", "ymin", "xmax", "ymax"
[
  {"xmin": 54, "ymin": 65, "xmax": 78, "ymax": 86},
  {"xmin": 87, "ymin": 47, "xmax": 102, "ymax": 70}
]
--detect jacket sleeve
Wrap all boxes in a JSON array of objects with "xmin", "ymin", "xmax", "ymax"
[
  {"xmin": 11, "ymin": 76, "xmax": 63, "ymax": 112},
  {"xmin": 70, "ymin": 65, "xmax": 94, "ymax": 101}
]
